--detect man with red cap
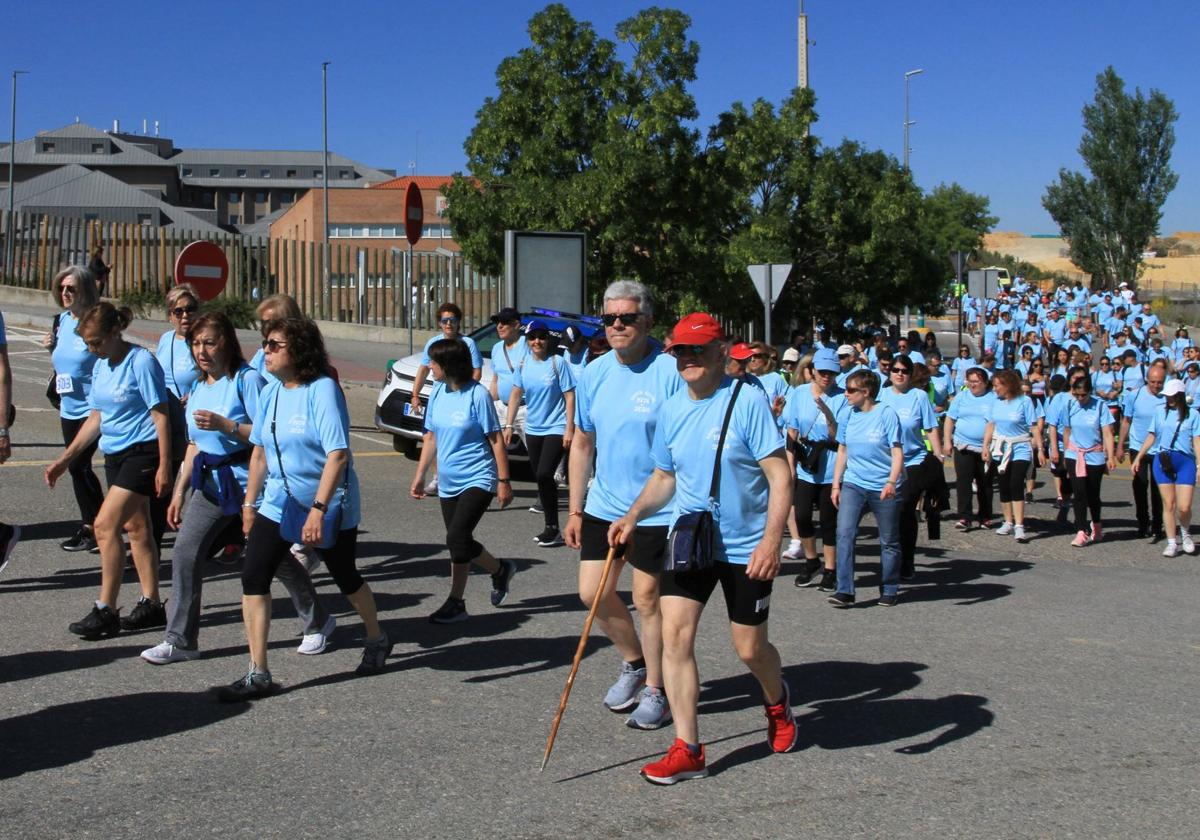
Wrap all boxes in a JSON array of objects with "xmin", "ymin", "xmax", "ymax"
[{"xmin": 611, "ymin": 312, "xmax": 797, "ymax": 784}]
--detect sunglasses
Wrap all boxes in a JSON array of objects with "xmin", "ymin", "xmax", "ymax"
[
  {"xmin": 490, "ymin": 316, "xmax": 519, "ymax": 326},
  {"xmin": 844, "ymin": 387, "xmax": 867, "ymax": 395},
  {"xmin": 262, "ymin": 339, "xmax": 288, "ymax": 353},
  {"xmin": 440, "ymin": 316, "xmax": 460, "ymax": 325},
  {"xmin": 172, "ymin": 305, "xmax": 198, "ymax": 317},
  {"xmin": 669, "ymin": 343, "xmax": 713, "ymax": 358},
  {"xmin": 526, "ymin": 331, "xmax": 550, "ymax": 341},
  {"xmin": 601, "ymin": 313, "xmax": 641, "ymax": 327},
  {"xmin": 892, "ymin": 367, "xmax": 912, "ymax": 375},
  {"xmin": 751, "ymin": 352, "xmax": 769, "ymax": 360}
]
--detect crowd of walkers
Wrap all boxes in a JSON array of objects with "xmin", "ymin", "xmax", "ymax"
[{"xmin": 1, "ymin": 269, "xmax": 1198, "ymax": 785}]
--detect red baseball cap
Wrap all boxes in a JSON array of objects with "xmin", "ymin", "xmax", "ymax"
[
  {"xmin": 670, "ymin": 312, "xmax": 724, "ymax": 345},
  {"xmin": 729, "ymin": 342, "xmax": 754, "ymax": 361}
]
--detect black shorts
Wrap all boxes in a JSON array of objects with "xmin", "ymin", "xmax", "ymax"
[
  {"xmin": 659, "ymin": 562, "xmax": 774, "ymax": 626},
  {"xmin": 103, "ymin": 442, "xmax": 160, "ymax": 497},
  {"xmin": 579, "ymin": 513, "xmax": 667, "ymax": 575}
]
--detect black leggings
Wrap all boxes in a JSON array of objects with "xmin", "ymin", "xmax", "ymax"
[
  {"xmin": 439, "ymin": 487, "xmax": 494, "ymax": 563},
  {"xmin": 525, "ymin": 433, "xmax": 564, "ymax": 528},
  {"xmin": 1130, "ymin": 463, "xmax": 1163, "ymax": 532},
  {"xmin": 899, "ymin": 457, "xmax": 937, "ymax": 567},
  {"xmin": 994, "ymin": 459, "xmax": 1030, "ymax": 504},
  {"xmin": 954, "ymin": 448, "xmax": 993, "ymax": 521},
  {"xmin": 242, "ymin": 515, "xmax": 363, "ymax": 596},
  {"xmin": 60, "ymin": 415, "xmax": 103, "ymax": 527},
  {"xmin": 794, "ymin": 479, "xmax": 836, "ymax": 545},
  {"xmin": 1065, "ymin": 459, "xmax": 1105, "ymax": 531}
]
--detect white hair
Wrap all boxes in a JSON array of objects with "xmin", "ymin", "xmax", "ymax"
[{"xmin": 603, "ymin": 280, "xmax": 653, "ymax": 316}]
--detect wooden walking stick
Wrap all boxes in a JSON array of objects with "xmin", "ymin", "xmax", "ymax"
[{"xmin": 540, "ymin": 544, "xmax": 621, "ymax": 771}]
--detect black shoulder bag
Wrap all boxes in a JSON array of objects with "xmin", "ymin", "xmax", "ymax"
[
  {"xmin": 45, "ymin": 312, "xmax": 63, "ymax": 409},
  {"xmin": 1157, "ymin": 409, "xmax": 1184, "ymax": 483},
  {"xmin": 664, "ymin": 379, "xmax": 744, "ymax": 573}
]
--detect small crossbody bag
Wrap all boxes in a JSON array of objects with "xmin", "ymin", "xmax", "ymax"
[
  {"xmin": 1157, "ymin": 411, "xmax": 1184, "ymax": 482},
  {"xmin": 271, "ymin": 385, "xmax": 350, "ymax": 550},
  {"xmin": 663, "ymin": 379, "xmax": 743, "ymax": 573}
]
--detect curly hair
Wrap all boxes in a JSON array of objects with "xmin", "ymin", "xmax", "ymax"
[
  {"xmin": 188, "ymin": 312, "xmax": 246, "ymax": 379},
  {"xmin": 261, "ymin": 318, "xmax": 332, "ymax": 384}
]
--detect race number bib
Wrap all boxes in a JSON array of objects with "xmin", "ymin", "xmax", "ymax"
[{"xmin": 55, "ymin": 374, "xmax": 74, "ymax": 395}]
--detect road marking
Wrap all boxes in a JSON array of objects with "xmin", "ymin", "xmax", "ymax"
[{"xmin": 348, "ymin": 431, "xmax": 392, "ymax": 448}]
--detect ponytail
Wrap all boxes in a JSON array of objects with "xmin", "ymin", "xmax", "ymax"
[{"xmin": 78, "ymin": 302, "xmax": 133, "ymax": 336}]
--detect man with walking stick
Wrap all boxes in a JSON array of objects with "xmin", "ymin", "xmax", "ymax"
[
  {"xmin": 609, "ymin": 313, "xmax": 797, "ymax": 784},
  {"xmin": 562, "ymin": 280, "xmax": 681, "ymax": 730}
]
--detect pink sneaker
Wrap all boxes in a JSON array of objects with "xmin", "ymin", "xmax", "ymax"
[
  {"xmin": 1090, "ymin": 522, "xmax": 1102, "ymax": 542},
  {"xmin": 1071, "ymin": 530, "xmax": 1092, "ymax": 547}
]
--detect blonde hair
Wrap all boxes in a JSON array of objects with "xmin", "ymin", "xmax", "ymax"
[
  {"xmin": 165, "ymin": 283, "xmax": 199, "ymax": 311},
  {"xmin": 256, "ymin": 293, "xmax": 302, "ymax": 328}
]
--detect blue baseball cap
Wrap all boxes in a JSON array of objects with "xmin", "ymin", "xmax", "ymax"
[
  {"xmin": 525, "ymin": 319, "xmax": 550, "ymax": 334},
  {"xmin": 813, "ymin": 348, "xmax": 840, "ymax": 373}
]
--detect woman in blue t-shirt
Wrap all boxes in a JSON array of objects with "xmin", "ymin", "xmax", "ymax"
[
  {"xmin": 504, "ymin": 319, "xmax": 575, "ymax": 547},
  {"xmin": 982, "ymin": 370, "xmax": 1044, "ymax": 543},
  {"xmin": 140, "ymin": 313, "xmax": 332, "ymax": 666},
  {"xmin": 1132, "ymin": 379, "xmax": 1200, "ymax": 557},
  {"xmin": 1049, "ymin": 375, "xmax": 1116, "ymax": 547},
  {"xmin": 223, "ymin": 318, "xmax": 389, "ymax": 700},
  {"xmin": 944, "ymin": 367, "xmax": 997, "ymax": 529},
  {"xmin": 46, "ymin": 304, "xmax": 170, "ymax": 641},
  {"xmin": 46, "ymin": 266, "xmax": 104, "ymax": 552},
  {"xmin": 411, "ymin": 338, "xmax": 516, "ymax": 626},
  {"xmin": 830, "ymin": 369, "xmax": 905, "ymax": 607}
]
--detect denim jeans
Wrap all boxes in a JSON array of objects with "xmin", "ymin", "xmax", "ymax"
[{"xmin": 835, "ymin": 481, "xmax": 902, "ymax": 597}]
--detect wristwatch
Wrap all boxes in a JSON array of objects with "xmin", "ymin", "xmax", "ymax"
[
  {"xmin": 0, "ymin": 428, "xmax": 8, "ymax": 439},
  {"xmin": 311, "ymin": 500, "xmax": 328, "ymax": 512}
]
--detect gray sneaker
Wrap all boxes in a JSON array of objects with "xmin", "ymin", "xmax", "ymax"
[
  {"xmin": 603, "ymin": 662, "xmax": 647, "ymax": 712},
  {"xmin": 625, "ymin": 686, "xmax": 672, "ymax": 730}
]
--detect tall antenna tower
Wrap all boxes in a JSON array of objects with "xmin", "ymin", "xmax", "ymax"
[{"xmin": 797, "ymin": 1, "xmax": 809, "ymax": 89}]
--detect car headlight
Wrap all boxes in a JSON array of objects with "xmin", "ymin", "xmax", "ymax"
[{"xmin": 384, "ymin": 368, "xmax": 393, "ymax": 386}]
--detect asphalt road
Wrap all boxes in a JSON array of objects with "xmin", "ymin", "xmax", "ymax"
[{"xmin": 1, "ymin": 321, "xmax": 1197, "ymax": 840}]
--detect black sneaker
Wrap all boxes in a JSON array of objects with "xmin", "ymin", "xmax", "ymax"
[
  {"xmin": 878, "ymin": 593, "xmax": 899, "ymax": 607},
  {"xmin": 529, "ymin": 503, "xmax": 544, "ymax": 515},
  {"xmin": 216, "ymin": 668, "xmax": 277, "ymax": 702},
  {"xmin": 429, "ymin": 596, "xmax": 469, "ymax": 624},
  {"xmin": 1150, "ymin": 529, "xmax": 1166, "ymax": 545},
  {"xmin": 827, "ymin": 592, "xmax": 855, "ymax": 608},
  {"xmin": 793, "ymin": 558, "xmax": 821, "ymax": 588},
  {"xmin": 534, "ymin": 527, "xmax": 565, "ymax": 548},
  {"xmin": 60, "ymin": 527, "xmax": 96, "ymax": 553},
  {"xmin": 490, "ymin": 559, "xmax": 518, "ymax": 606},
  {"xmin": 816, "ymin": 569, "xmax": 836, "ymax": 592},
  {"xmin": 69, "ymin": 604, "xmax": 121, "ymax": 639},
  {"xmin": 0, "ymin": 523, "xmax": 19, "ymax": 576},
  {"xmin": 899, "ymin": 565, "xmax": 916, "ymax": 582},
  {"xmin": 120, "ymin": 597, "xmax": 168, "ymax": 631},
  {"xmin": 355, "ymin": 633, "xmax": 394, "ymax": 677}
]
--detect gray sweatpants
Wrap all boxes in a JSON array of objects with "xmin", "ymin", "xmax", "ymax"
[{"xmin": 166, "ymin": 490, "xmax": 329, "ymax": 650}]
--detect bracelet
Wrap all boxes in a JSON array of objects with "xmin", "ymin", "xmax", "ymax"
[
  {"xmin": 568, "ymin": 510, "xmax": 584, "ymax": 517},
  {"xmin": 241, "ymin": 503, "xmax": 256, "ymax": 509},
  {"xmin": 497, "ymin": 478, "xmax": 511, "ymax": 483}
]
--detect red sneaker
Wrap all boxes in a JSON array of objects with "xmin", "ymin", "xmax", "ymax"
[
  {"xmin": 764, "ymin": 681, "xmax": 799, "ymax": 753},
  {"xmin": 640, "ymin": 739, "xmax": 707, "ymax": 785}
]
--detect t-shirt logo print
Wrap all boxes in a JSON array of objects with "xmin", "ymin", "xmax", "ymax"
[
  {"xmin": 630, "ymin": 390, "xmax": 655, "ymax": 415},
  {"xmin": 704, "ymin": 425, "xmax": 721, "ymax": 451},
  {"xmin": 287, "ymin": 413, "xmax": 306, "ymax": 435},
  {"xmin": 110, "ymin": 385, "xmax": 128, "ymax": 404},
  {"xmin": 450, "ymin": 410, "xmax": 468, "ymax": 427}
]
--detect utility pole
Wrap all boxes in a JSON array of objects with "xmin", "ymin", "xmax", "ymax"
[
  {"xmin": 321, "ymin": 61, "xmax": 331, "ymax": 319},
  {"xmin": 903, "ymin": 68, "xmax": 923, "ymax": 170},
  {"xmin": 797, "ymin": 2, "xmax": 809, "ymax": 89},
  {"xmin": 6, "ymin": 70, "xmax": 29, "ymax": 278}
]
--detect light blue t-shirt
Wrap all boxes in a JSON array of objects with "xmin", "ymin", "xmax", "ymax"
[
  {"xmin": 249, "ymin": 376, "xmax": 361, "ymax": 528},
  {"xmin": 1149, "ymin": 407, "xmax": 1200, "ymax": 456},
  {"xmin": 757, "ymin": 370, "xmax": 790, "ymax": 405},
  {"xmin": 1092, "ymin": 370, "xmax": 1118, "ymax": 408},
  {"xmin": 513, "ymin": 353, "xmax": 575, "ymax": 436},
  {"xmin": 490, "ymin": 337, "xmax": 528, "ymax": 404},
  {"xmin": 421, "ymin": 334, "xmax": 483, "ymax": 371},
  {"xmin": 837, "ymin": 404, "xmax": 903, "ymax": 492},
  {"xmin": 422, "ymin": 380, "xmax": 500, "ymax": 497},
  {"xmin": 651, "ymin": 377, "xmax": 784, "ymax": 565},
  {"xmin": 575, "ymin": 345, "xmax": 682, "ymax": 526},
  {"xmin": 951, "ymin": 356, "xmax": 975, "ymax": 389},
  {"xmin": 88, "ymin": 346, "xmax": 167, "ymax": 454},
  {"xmin": 1117, "ymin": 363, "xmax": 1148, "ymax": 392},
  {"xmin": 52, "ymin": 311, "xmax": 98, "ymax": 420},
  {"xmin": 988, "ymin": 396, "xmax": 1040, "ymax": 462},
  {"xmin": 947, "ymin": 390, "xmax": 997, "ymax": 449},
  {"xmin": 156, "ymin": 329, "xmax": 200, "ymax": 401},
  {"xmin": 878, "ymin": 387, "xmax": 936, "ymax": 467},
  {"xmin": 1059, "ymin": 396, "xmax": 1114, "ymax": 465},
  {"xmin": 783, "ymin": 386, "xmax": 850, "ymax": 484},
  {"xmin": 186, "ymin": 366, "xmax": 263, "ymax": 491},
  {"xmin": 1122, "ymin": 386, "xmax": 1166, "ymax": 453}
]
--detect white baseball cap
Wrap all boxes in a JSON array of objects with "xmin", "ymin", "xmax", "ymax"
[
  {"xmin": 836, "ymin": 344, "xmax": 855, "ymax": 357},
  {"xmin": 1163, "ymin": 379, "xmax": 1186, "ymax": 397}
]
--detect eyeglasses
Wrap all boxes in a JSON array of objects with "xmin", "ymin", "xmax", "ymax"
[
  {"xmin": 172, "ymin": 305, "xmax": 198, "ymax": 317},
  {"xmin": 262, "ymin": 339, "xmax": 288, "ymax": 353},
  {"xmin": 601, "ymin": 313, "xmax": 641, "ymax": 327},
  {"xmin": 526, "ymin": 331, "xmax": 550, "ymax": 342},
  {"xmin": 669, "ymin": 343, "xmax": 713, "ymax": 358},
  {"xmin": 440, "ymin": 316, "xmax": 460, "ymax": 325}
]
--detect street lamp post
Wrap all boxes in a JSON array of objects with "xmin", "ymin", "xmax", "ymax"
[
  {"xmin": 903, "ymin": 68, "xmax": 923, "ymax": 170},
  {"xmin": 6, "ymin": 70, "xmax": 29, "ymax": 278},
  {"xmin": 321, "ymin": 61, "xmax": 331, "ymax": 320}
]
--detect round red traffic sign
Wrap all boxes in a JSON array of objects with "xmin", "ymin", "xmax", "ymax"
[
  {"xmin": 174, "ymin": 241, "xmax": 229, "ymax": 301},
  {"xmin": 404, "ymin": 181, "xmax": 424, "ymax": 246}
]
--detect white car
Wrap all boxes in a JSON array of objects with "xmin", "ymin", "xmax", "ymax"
[{"xmin": 374, "ymin": 308, "xmax": 601, "ymax": 457}]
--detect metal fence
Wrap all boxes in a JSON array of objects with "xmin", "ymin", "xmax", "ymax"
[{"xmin": 0, "ymin": 209, "xmax": 502, "ymax": 332}]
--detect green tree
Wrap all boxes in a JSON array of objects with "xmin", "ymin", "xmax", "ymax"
[
  {"xmin": 920, "ymin": 183, "xmax": 997, "ymax": 260},
  {"xmin": 1042, "ymin": 66, "xmax": 1178, "ymax": 289}
]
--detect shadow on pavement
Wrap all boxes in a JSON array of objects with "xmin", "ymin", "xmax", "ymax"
[
  {"xmin": 395, "ymin": 633, "xmax": 613, "ymax": 683},
  {"xmin": 0, "ymin": 691, "xmax": 250, "ymax": 780},
  {"xmin": 901, "ymin": 557, "xmax": 1032, "ymax": 605}
]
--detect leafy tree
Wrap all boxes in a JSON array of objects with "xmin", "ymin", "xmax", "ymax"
[
  {"xmin": 1042, "ymin": 66, "xmax": 1178, "ymax": 289},
  {"xmin": 920, "ymin": 183, "xmax": 997, "ymax": 261}
]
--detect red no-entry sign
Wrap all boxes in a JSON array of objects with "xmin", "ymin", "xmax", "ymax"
[
  {"xmin": 174, "ymin": 241, "xmax": 229, "ymax": 301},
  {"xmin": 404, "ymin": 181, "xmax": 424, "ymax": 246}
]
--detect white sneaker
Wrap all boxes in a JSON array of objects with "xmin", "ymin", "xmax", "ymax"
[
  {"xmin": 140, "ymin": 641, "xmax": 200, "ymax": 665},
  {"xmin": 291, "ymin": 543, "xmax": 321, "ymax": 574},
  {"xmin": 1013, "ymin": 525, "xmax": 1028, "ymax": 543},
  {"xmin": 996, "ymin": 521, "xmax": 1014, "ymax": 536},
  {"xmin": 424, "ymin": 477, "xmax": 439, "ymax": 496},
  {"xmin": 1181, "ymin": 533, "xmax": 1195, "ymax": 554},
  {"xmin": 297, "ymin": 614, "xmax": 337, "ymax": 655},
  {"xmin": 1162, "ymin": 541, "xmax": 1179, "ymax": 558},
  {"xmin": 782, "ymin": 539, "xmax": 803, "ymax": 560}
]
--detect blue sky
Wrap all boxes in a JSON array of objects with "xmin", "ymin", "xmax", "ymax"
[{"xmin": 6, "ymin": 0, "xmax": 1199, "ymax": 234}]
